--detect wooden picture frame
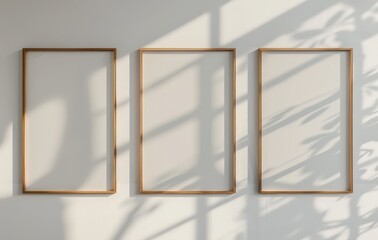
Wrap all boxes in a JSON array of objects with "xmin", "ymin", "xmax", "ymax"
[
  {"xmin": 258, "ymin": 48, "xmax": 353, "ymax": 194},
  {"xmin": 22, "ymin": 48, "xmax": 117, "ymax": 194},
  {"xmin": 139, "ymin": 48, "xmax": 236, "ymax": 194}
]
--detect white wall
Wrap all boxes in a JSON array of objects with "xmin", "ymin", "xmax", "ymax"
[{"xmin": 0, "ymin": 0, "xmax": 377, "ymax": 239}]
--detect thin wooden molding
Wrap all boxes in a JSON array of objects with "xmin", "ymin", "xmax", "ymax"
[
  {"xmin": 23, "ymin": 190, "xmax": 116, "ymax": 194},
  {"xmin": 141, "ymin": 190, "xmax": 236, "ymax": 195},
  {"xmin": 260, "ymin": 190, "xmax": 353, "ymax": 194},
  {"xmin": 139, "ymin": 48, "xmax": 236, "ymax": 194},
  {"xmin": 259, "ymin": 48, "xmax": 353, "ymax": 52},
  {"xmin": 140, "ymin": 48, "xmax": 236, "ymax": 52},
  {"xmin": 23, "ymin": 48, "xmax": 116, "ymax": 52},
  {"xmin": 22, "ymin": 48, "xmax": 117, "ymax": 194},
  {"xmin": 258, "ymin": 48, "xmax": 353, "ymax": 194}
]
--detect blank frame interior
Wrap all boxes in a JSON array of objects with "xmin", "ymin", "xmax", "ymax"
[
  {"xmin": 258, "ymin": 48, "xmax": 353, "ymax": 194},
  {"xmin": 22, "ymin": 48, "xmax": 116, "ymax": 194},
  {"xmin": 140, "ymin": 48, "xmax": 236, "ymax": 194}
]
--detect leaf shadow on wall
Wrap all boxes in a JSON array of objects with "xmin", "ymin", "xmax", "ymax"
[
  {"xmin": 246, "ymin": 1, "xmax": 378, "ymax": 240},
  {"xmin": 120, "ymin": 0, "xmax": 378, "ymax": 240},
  {"xmin": 0, "ymin": 0, "xmax": 377, "ymax": 239}
]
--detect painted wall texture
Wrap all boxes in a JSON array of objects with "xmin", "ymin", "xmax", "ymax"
[{"xmin": 0, "ymin": 0, "xmax": 377, "ymax": 239}]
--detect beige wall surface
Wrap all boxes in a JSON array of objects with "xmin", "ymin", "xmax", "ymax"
[{"xmin": 0, "ymin": 0, "xmax": 377, "ymax": 239}]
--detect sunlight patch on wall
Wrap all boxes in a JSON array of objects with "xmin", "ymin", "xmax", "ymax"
[
  {"xmin": 221, "ymin": 0, "xmax": 306, "ymax": 46},
  {"xmin": 314, "ymin": 197, "xmax": 350, "ymax": 221},
  {"xmin": 315, "ymin": 197, "xmax": 350, "ymax": 239},
  {"xmin": 145, "ymin": 13, "xmax": 210, "ymax": 47},
  {"xmin": 27, "ymin": 99, "xmax": 66, "ymax": 183},
  {"xmin": 262, "ymin": 197, "xmax": 293, "ymax": 216},
  {"xmin": 361, "ymin": 36, "xmax": 378, "ymax": 114},
  {"xmin": 0, "ymin": 123, "xmax": 13, "ymax": 195},
  {"xmin": 121, "ymin": 198, "xmax": 197, "ymax": 240},
  {"xmin": 358, "ymin": 188, "xmax": 378, "ymax": 239},
  {"xmin": 358, "ymin": 142, "xmax": 378, "ymax": 182},
  {"xmin": 362, "ymin": 2, "xmax": 378, "ymax": 23},
  {"xmin": 268, "ymin": 3, "xmax": 354, "ymax": 47}
]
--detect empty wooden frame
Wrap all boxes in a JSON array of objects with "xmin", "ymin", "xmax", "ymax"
[
  {"xmin": 22, "ymin": 48, "xmax": 117, "ymax": 194},
  {"xmin": 258, "ymin": 48, "xmax": 353, "ymax": 194},
  {"xmin": 139, "ymin": 48, "xmax": 236, "ymax": 194}
]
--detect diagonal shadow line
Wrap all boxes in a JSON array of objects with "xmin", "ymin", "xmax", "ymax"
[
  {"xmin": 123, "ymin": 0, "xmax": 367, "ymax": 239},
  {"xmin": 263, "ymin": 144, "xmax": 340, "ymax": 184},
  {"xmin": 263, "ymin": 92, "xmax": 340, "ymax": 135},
  {"xmin": 119, "ymin": 0, "xmax": 230, "ymax": 53},
  {"xmin": 141, "ymin": 188, "xmax": 247, "ymax": 240},
  {"xmin": 142, "ymin": 55, "xmax": 201, "ymax": 93},
  {"xmin": 224, "ymin": 0, "xmax": 342, "ymax": 52},
  {"xmin": 262, "ymin": 53, "xmax": 329, "ymax": 91}
]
